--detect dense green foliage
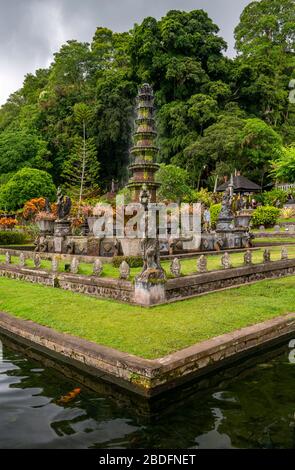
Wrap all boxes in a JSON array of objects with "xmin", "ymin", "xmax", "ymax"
[
  {"xmin": 156, "ymin": 164, "xmax": 193, "ymax": 202},
  {"xmin": 210, "ymin": 203, "xmax": 222, "ymax": 229},
  {"xmin": 0, "ymin": 168, "xmax": 56, "ymax": 210},
  {"xmin": 251, "ymin": 206, "xmax": 280, "ymax": 228},
  {"xmin": 0, "ymin": 1, "xmax": 294, "ymax": 195},
  {"xmin": 0, "ymin": 231, "xmax": 28, "ymax": 245}
]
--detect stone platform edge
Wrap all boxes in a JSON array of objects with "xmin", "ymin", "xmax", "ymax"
[{"xmin": 0, "ymin": 311, "xmax": 294, "ymax": 397}]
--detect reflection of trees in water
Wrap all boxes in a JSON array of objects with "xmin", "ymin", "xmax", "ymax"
[{"xmin": 1, "ymin": 336, "xmax": 295, "ymax": 448}]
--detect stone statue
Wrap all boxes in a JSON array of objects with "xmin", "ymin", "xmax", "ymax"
[
  {"xmin": 197, "ymin": 255, "xmax": 207, "ymax": 273},
  {"xmin": 221, "ymin": 252, "xmax": 232, "ymax": 269},
  {"xmin": 51, "ymin": 256, "xmax": 59, "ymax": 273},
  {"xmin": 19, "ymin": 252, "xmax": 25, "ymax": 267},
  {"xmin": 70, "ymin": 257, "xmax": 79, "ymax": 274},
  {"xmin": 219, "ymin": 188, "xmax": 233, "ymax": 219},
  {"xmin": 136, "ymin": 184, "xmax": 166, "ymax": 282},
  {"xmin": 5, "ymin": 251, "xmax": 11, "ymax": 265},
  {"xmin": 45, "ymin": 198, "xmax": 51, "ymax": 213},
  {"xmin": 170, "ymin": 257, "xmax": 181, "ymax": 277},
  {"xmin": 34, "ymin": 254, "xmax": 41, "ymax": 269},
  {"xmin": 119, "ymin": 260, "xmax": 130, "ymax": 280},
  {"xmin": 56, "ymin": 187, "xmax": 72, "ymax": 220},
  {"xmin": 263, "ymin": 249, "xmax": 271, "ymax": 263},
  {"xmin": 93, "ymin": 259, "xmax": 103, "ymax": 277},
  {"xmin": 244, "ymin": 250, "xmax": 252, "ymax": 266},
  {"xmin": 281, "ymin": 247, "xmax": 288, "ymax": 260},
  {"xmin": 34, "ymin": 236, "xmax": 49, "ymax": 253},
  {"xmin": 66, "ymin": 240, "xmax": 75, "ymax": 254}
]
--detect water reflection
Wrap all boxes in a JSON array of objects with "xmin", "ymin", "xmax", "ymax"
[{"xmin": 0, "ymin": 335, "xmax": 295, "ymax": 449}]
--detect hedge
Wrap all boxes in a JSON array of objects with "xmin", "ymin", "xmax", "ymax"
[{"xmin": 0, "ymin": 230, "xmax": 28, "ymax": 245}]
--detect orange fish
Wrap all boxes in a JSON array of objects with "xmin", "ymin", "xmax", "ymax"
[{"xmin": 57, "ymin": 388, "xmax": 81, "ymax": 405}]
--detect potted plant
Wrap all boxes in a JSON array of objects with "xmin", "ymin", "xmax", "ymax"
[{"xmin": 36, "ymin": 211, "xmax": 56, "ymax": 235}]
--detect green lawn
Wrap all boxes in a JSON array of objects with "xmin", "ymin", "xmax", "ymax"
[
  {"xmin": 1, "ymin": 246, "xmax": 295, "ymax": 279},
  {"xmin": 0, "ymin": 276, "xmax": 294, "ymax": 359},
  {"xmin": 253, "ymin": 238, "xmax": 295, "ymax": 244}
]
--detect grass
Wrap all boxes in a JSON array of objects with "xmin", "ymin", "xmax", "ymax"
[
  {"xmin": 253, "ymin": 238, "xmax": 295, "ymax": 244},
  {"xmin": 1, "ymin": 246, "xmax": 295, "ymax": 279},
  {"xmin": 0, "ymin": 275, "xmax": 294, "ymax": 359}
]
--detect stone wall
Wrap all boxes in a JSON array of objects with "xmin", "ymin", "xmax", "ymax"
[
  {"xmin": 0, "ymin": 258, "xmax": 295, "ymax": 306},
  {"xmin": 0, "ymin": 265, "xmax": 134, "ymax": 303},
  {"xmin": 165, "ymin": 259, "xmax": 295, "ymax": 302},
  {"xmin": 0, "ymin": 310, "xmax": 294, "ymax": 396}
]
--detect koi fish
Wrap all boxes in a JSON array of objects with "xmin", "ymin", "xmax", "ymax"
[{"xmin": 57, "ymin": 387, "xmax": 81, "ymax": 405}]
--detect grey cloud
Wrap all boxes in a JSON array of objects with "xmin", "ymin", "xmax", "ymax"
[{"xmin": 0, "ymin": 0, "xmax": 251, "ymax": 105}]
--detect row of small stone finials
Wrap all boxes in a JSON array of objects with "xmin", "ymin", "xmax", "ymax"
[
  {"xmin": 169, "ymin": 247, "xmax": 289, "ymax": 277},
  {"xmin": 4, "ymin": 247, "xmax": 290, "ymax": 280},
  {"xmin": 4, "ymin": 252, "xmax": 131, "ymax": 280}
]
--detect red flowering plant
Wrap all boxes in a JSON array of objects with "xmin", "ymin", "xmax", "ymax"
[
  {"xmin": 23, "ymin": 198, "xmax": 46, "ymax": 220},
  {"xmin": 0, "ymin": 217, "xmax": 18, "ymax": 229}
]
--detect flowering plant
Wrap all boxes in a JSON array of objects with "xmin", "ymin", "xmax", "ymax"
[
  {"xmin": 0, "ymin": 217, "xmax": 17, "ymax": 229},
  {"xmin": 36, "ymin": 211, "xmax": 56, "ymax": 221}
]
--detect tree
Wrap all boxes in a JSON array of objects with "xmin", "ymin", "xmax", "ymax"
[
  {"xmin": 62, "ymin": 136, "xmax": 100, "ymax": 201},
  {"xmin": 234, "ymin": 0, "xmax": 295, "ymax": 127},
  {"xmin": 272, "ymin": 146, "xmax": 295, "ymax": 182},
  {"xmin": 0, "ymin": 130, "xmax": 51, "ymax": 177},
  {"xmin": 0, "ymin": 168, "xmax": 56, "ymax": 211},
  {"xmin": 156, "ymin": 164, "xmax": 193, "ymax": 202}
]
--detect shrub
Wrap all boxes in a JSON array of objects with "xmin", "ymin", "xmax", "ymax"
[
  {"xmin": 210, "ymin": 203, "xmax": 221, "ymax": 229},
  {"xmin": 0, "ymin": 168, "xmax": 56, "ymax": 211},
  {"xmin": 0, "ymin": 231, "xmax": 28, "ymax": 245},
  {"xmin": 112, "ymin": 256, "xmax": 143, "ymax": 268},
  {"xmin": 251, "ymin": 206, "xmax": 280, "ymax": 228},
  {"xmin": 280, "ymin": 207, "xmax": 295, "ymax": 219},
  {"xmin": 261, "ymin": 189, "xmax": 289, "ymax": 208}
]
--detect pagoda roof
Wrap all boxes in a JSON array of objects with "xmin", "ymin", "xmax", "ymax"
[{"xmin": 216, "ymin": 175, "xmax": 261, "ymax": 193}]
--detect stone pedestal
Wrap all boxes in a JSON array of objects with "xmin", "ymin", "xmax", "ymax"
[
  {"xmin": 54, "ymin": 220, "xmax": 71, "ymax": 237},
  {"xmin": 54, "ymin": 236, "xmax": 64, "ymax": 253},
  {"xmin": 37, "ymin": 219, "xmax": 55, "ymax": 236},
  {"xmin": 235, "ymin": 210, "xmax": 252, "ymax": 228},
  {"xmin": 134, "ymin": 279, "xmax": 166, "ymax": 306}
]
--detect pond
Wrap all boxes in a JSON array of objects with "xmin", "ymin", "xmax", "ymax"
[{"xmin": 0, "ymin": 335, "xmax": 295, "ymax": 449}]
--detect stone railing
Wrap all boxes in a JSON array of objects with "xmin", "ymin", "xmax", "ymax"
[{"xmin": 0, "ymin": 248, "xmax": 294, "ymax": 306}]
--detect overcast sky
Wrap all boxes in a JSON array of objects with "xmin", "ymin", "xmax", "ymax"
[{"xmin": 0, "ymin": 0, "xmax": 251, "ymax": 105}]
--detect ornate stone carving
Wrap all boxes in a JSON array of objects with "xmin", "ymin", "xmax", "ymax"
[
  {"xmin": 244, "ymin": 250, "xmax": 252, "ymax": 265},
  {"xmin": 34, "ymin": 254, "xmax": 41, "ymax": 269},
  {"xmin": 66, "ymin": 239, "xmax": 75, "ymax": 254},
  {"xmin": 52, "ymin": 256, "xmax": 59, "ymax": 273},
  {"xmin": 70, "ymin": 257, "xmax": 79, "ymax": 274},
  {"xmin": 19, "ymin": 252, "xmax": 25, "ymax": 267},
  {"xmin": 93, "ymin": 259, "xmax": 103, "ymax": 277},
  {"xmin": 221, "ymin": 252, "xmax": 232, "ymax": 269},
  {"xmin": 5, "ymin": 251, "xmax": 11, "ymax": 265},
  {"xmin": 170, "ymin": 257, "xmax": 181, "ymax": 277},
  {"xmin": 56, "ymin": 187, "xmax": 72, "ymax": 220},
  {"xmin": 119, "ymin": 261, "xmax": 130, "ymax": 280},
  {"xmin": 197, "ymin": 255, "xmax": 207, "ymax": 273},
  {"xmin": 281, "ymin": 247, "xmax": 288, "ymax": 260},
  {"xmin": 136, "ymin": 185, "xmax": 166, "ymax": 282},
  {"xmin": 263, "ymin": 249, "xmax": 271, "ymax": 263},
  {"xmin": 34, "ymin": 236, "xmax": 49, "ymax": 253}
]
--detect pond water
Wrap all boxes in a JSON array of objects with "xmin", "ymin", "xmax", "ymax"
[{"xmin": 0, "ymin": 336, "xmax": 295, "ymax": 449}]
